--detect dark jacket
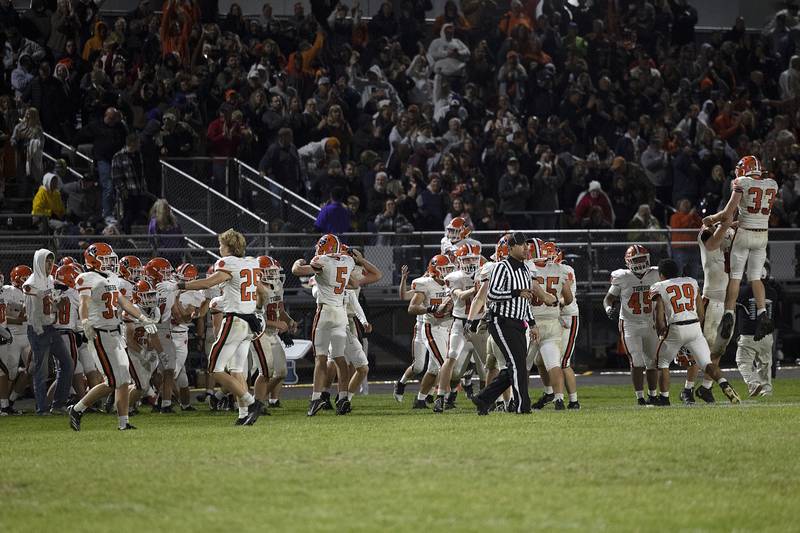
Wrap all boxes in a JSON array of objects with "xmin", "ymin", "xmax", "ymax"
[{"xmin": 74, "ymin": 119, "xmax": 127, "ymax": 162}]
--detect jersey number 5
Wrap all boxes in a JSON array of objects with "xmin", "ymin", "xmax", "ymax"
[
  {"xmin": 531, "ymin": 276, "xmax": 559, "ymax": 306},
  {"xmin": 240, "ymin": 269, "xmax": 258, "ymax": 301},
  {"xmin": 666, "ymin": 284, "xmax": 695, "ymax": 314},
  {"xmin": 333, "ymin": 267, "xmax": 348, "ymax": 295},
  {"xmin": 747, "ymin": 187, "xmax": 777, "ymax": 215}
]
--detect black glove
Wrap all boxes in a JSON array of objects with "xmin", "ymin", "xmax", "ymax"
[
  {"xmin": 279, "ymin": 332, "xmax": 294, "ymax": 347},
  {"xmin": 606, "ymin": 303, "xmax": 620, "ymax": 321},
  {"xmin": 468, "ymin": 319, "xmax": 479, "ymax": 333}
]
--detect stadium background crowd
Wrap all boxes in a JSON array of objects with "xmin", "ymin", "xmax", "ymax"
[{"xmin": 1, "ymin": 0, "xmax": 800, "ymax": 256}]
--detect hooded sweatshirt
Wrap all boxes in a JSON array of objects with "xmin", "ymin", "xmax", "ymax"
[
  {"xmin": 427, "ymin": 24, "xmax": 470, "ymax": 77},
  {"xmin": 82, "ymin": 20, "xmax": 107, "ymax": 61},
  {"xmin": 32, "ymin": 172, "xmax": 65, "ymax": 218},
  {"xmin": 23, "ymin": 248, "xmax": 56, "ymax": 333}
]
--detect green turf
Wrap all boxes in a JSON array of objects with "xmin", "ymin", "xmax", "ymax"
[{"xmin": 1, "ymin": 379, "xmax": 799, "ymax": 533}]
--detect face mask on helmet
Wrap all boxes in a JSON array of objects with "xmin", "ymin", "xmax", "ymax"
[
  {"xmin": 135, "ymin": 288, "xmax": 157, "ymax": 308},
  {"xmin": 458, "ymin": 255, "xmax": 480, "ymax": 275},
  {"xmin": 626, "ymin": 255, "xmax": 650, "ymax": 274},
  {"xmin": 262, "ymin": 266, "xmax": 281, "ymax": 281},
  {"xmin": 446, "ymin": 226, "xmax": 461, "ymax": 243},
  {"xmin": 100, "ymin": 253, "xmax": 119, "ymax": 274}
]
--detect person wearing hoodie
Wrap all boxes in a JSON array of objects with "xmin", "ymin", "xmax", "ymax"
[
  {"xmin": 81, "ymin": 20, "xmax": 108, "ymax": 61},
  {"xmin": 32, "ymin": 172, "xmax": 66, "ymax": 232},
  {"xmin": 24, "ymin": 249, "xmax": 73, "ymax": 415},
  {"xmin": 427, "ymin": 23, "xmax": 470, "ymax": 78}
]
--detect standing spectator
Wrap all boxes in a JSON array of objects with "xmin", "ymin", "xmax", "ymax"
[
  {"xmin": 427, "ymin": 23, "xmax": 470, "ymax": 79},
  {"xmin": 10, "ymin": 107, "xmax": 44, "ymax": 198},
  {"xmin": 615, "ymin": 121, "xmax": 647, "ymax": 162},
  {"xmin": 48, "ymin": 0, "xmax": 81, "ymax": 55},
  {"xmin": 530, "ymin": 149, "xmax": 565, "ymax": 229},
  {"xmin": 669, "ymin": 198, "xmax": 702, "ymax": 277},
  {"xmin": 148, "ymin": 199, "xmax": 184, "ymax": 265},
  {"xmin": 575, "ymin": 180, "xmax": 615, "ymax": 227},
  {"xmin": 314, "ymin": 187, "xmax": 351, "ymax": 235},
  {"xmin": 416, "ymin": 175, "xmax": 448, "ymax": 230},
  {"xmin": 346, "ymin": 195, "xmax": 367, "ymax": 232},
  {"xmin": 374, "ymin": 198, "xmax": 414, "ymax": 235},
  {"xmin": 367, "ymin": 171, "xmax": 392, "ymax": 219},
  {"xmin": 640, "ymin": 137, "xmax": 672, "ymax": 217},
  {"xmin": 671, "ymin": 0, "xmax": 698, "ymax": 46},
  {"xmin": 628, "ymin": 203, "xmax": 665, "ymax": 242},
  {"xmin": 25, "ymin": 60, "xmax": 68, "ymax": 138},
  {"xmin": 112, "ymin": 133, "xmax": 151, "ymax": 234},
  {"xmin": 498, "ymin": 157, "xmax": 530, "ymax": 227},
  {"xmin": 259, "ymin": 128, "xmax": 303, "ymax": 193}
]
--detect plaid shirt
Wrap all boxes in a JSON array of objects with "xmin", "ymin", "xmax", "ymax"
[{"xmin": 111, "ymin": 147, "xmax": 147, "ymax": 197}]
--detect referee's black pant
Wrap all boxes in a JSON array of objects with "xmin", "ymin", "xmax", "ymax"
[{"xmin": 476, "ymin": 316, "xmax": 531, "ymax": 413}]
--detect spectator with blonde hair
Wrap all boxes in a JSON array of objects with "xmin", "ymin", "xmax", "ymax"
[{"xmin": 148, "ymin": 198, "xmax": 184, "ymax": 264}]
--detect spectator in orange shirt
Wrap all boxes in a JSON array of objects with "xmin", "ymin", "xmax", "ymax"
[
  {"xmin": 499, "ymin": 0, "xmax": 533, "ymax": 38},
  {"xmin": 712, "ymin": 101, "xmax": 742, "ymax": 141},
  {"xmin": 669, "ymin": 198, "xmax": 702, "ymax": 278}
]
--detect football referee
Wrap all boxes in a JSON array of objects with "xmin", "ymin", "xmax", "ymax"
[{"xmin": 472, "ymin": 233, "xmax": 556, "ymax": 414}]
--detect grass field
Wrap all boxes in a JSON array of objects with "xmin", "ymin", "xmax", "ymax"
[{"xmin": 2, "ymin": 379, "xmax": 800, "ymax": 532}]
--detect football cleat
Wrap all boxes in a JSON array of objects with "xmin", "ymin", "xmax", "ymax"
[
  {"xmin": 647, "ymin": 395, "xmax": 660, "ymax": 406},
  {"xmin": 754, "ymin": 313, "xmax": 774, "ymax": 342},
  {"xmin": 1, "ymin": 405, "xmax": 23, "ymax": 415},
  {"xmin": 444, "ymin": 397, "xmax": 457, "ymax": 410},
  {"xmin": 307, "ymin": 398, "xmax": 325, "ymax": 416},
  {"xmin": 160, "ymin": 405, "xmax": 175, "ymax": 414},
  {"xmin": 748, "ymin": 383, "xmax": 763, "ymax": 398},
  {"xmin": 471, "ymin": 396, "xmax": 490, "ymax": 416},
  {"xmin": 68, "ymin": 406, "xmax": 83, "ymax": 431},
  {"xmin": 554, "ymin": 399, "xmax": 565, "ymax": 410},
  {"xmin": 567, "ymin": 401, "xmax": 581, "ymax": 410},
  {"xmin": 393, "ymin": 381, "xmax": 406, "ymax": 402},
  {"xmin": 532, "ymin": 392, "xmax": 555, "ymax": 410},
  {"xmin": 50, "ymin": 406, "xmax": 69, "ymax": 415},
  {"xmin": 336, "ymin": 398, "xmax": 351, "ymax": 415},
  {"xmin": 463, "ymin": 382, "xmax": 475, "ymax": 399},
  {"xmin": 209, "ymin": 395, "xmax": 220, "ymax": 411},
  {"xmin": 118, "ymin": 423, "xmax": 137, "ymax": 431},
  {"xmin": 695, "ymin": 386, "xmax": 715, "ymax": 403},
  {"xmin": 181, "ymin": 405, "xmax": 197, "ymax": 412},
  {"xmin": 412, "ymin": 399, "xmax": 428, "ymax": 409},
  {"xmin": 243, "ymin": 400, "xmax": 264, "ymax": 425},
  {"xmin": 720, "ymin": 382, "xmax": 741, "ymax": 404},
  {"xmin": 425, "ymin": 394, "xmax": 434, "ymax": 405},
  {"xmin": 320, "ymin": 391, "xmax": 334, "ymax": 411},
  {"xmin": 680, "ymin": 388, "xmax": 695, "ymax": 405},
  {"xmin": 234, "ymin": 417, "xmax": 247, "ymax": 426},
  {"xmin": 432, "ymin": 396, "xmax": 444, "ymax": 413},
  {"xmin": 494, "ymin": 401, "xmax": 506, "ymax": 412},
  {"xmin": 719, "ymin": 313, "xmax": 734, "ymax": 340},
  {"xmin": 270, "ymin": 400, "xmax": 282, "ymax": 408},
  {"xmin": 658, "ymin": 396, "xmax": 671, "ymax": 406},
  {"xmin": 637, "ymin": 397, "xmax": 648, "ymax": 406}
]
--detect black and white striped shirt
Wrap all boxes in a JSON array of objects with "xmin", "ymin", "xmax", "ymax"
[{"xmin": 487, "ymin": 256, "xmax": 533, "ymax": 322}]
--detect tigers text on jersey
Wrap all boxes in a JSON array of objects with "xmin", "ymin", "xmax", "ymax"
[
  {"xmin": 650, "ymin": 277, "xmax": 701, "ymax": 325},
  {"xmin": 213, "ymin": 256, "xmax": 261, "ymax": 314},
  {"xmin": 609, "ymin": 267, "xmax": 660, "ymax": 324},
  {"xmin": 733, "ymin": 175, "xmax": 778, "ymax": 229},
  {"xmin": 412, "ymin": 276, "xmax": 452, "ymax": 327},
  {"xmin": 529, "ymin": 262, "xmax": 568, "ymax": 320},
  {"xmin": 55, "ymin": 288, "xmax": 80, "ymax": 330},
  {"xmin": 444, "ymin": 270, "xmax": 474, "ymax": 319},
  {"xmin": 262, "ymin": 281, "xmax": 285, "ymax": 335},
  {"xmin": 313, "ymin": 253, "xmax": 356, "ymax": 307},
  {"xmin": 171, "ymin": 290, "xmax": 204, "ymax": 333},
  {"xmin": 698, "ymin": 229, "xmax": 733, "ymax": 302},
  {"xmin": 3, "ymin": 285, "xmax": 26, "ymax": 333},
  {"xmin": 560, "ymin": 264, "xmax": 579, "ymax": 317},
  {"xmin": 76, "ymin": 270, "xmax": 123, "ymax": 329}
]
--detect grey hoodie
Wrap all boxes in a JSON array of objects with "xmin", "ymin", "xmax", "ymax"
[{"xmin": 22, "ymin": 248, "xmax": 55, "ymax": 333}]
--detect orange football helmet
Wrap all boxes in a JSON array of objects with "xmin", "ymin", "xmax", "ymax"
[
  {"xmin": 427, "ymin": 254, "xmax": 455, "ymax": 279},
  {"xmin": 144, "ymin": 257, "xmax": 174, "ymax": 284},
  {"xmin": 554, "ymin": 247, "xmax": 564, "ymax": 264},
  {"xmin": 454, "ymin": 243, "xmax": 481, "ymax": 275},
  {"xmin": 176, "ymin": 263, "xmax": 198, "ymax": 281},
  {"xmin": 445, "ymin": 217, "xmax": 472, "ymax": 243},
  {"xmin": 528, "ymin": 237, "xmax": 547, "ymax": 264},
  {"xmin": 541, "ymin": 241, "xmax": 558, "ymax": 263},
  {"xmin": 257, "ymin": 255, "xmax": 281, "ymax": 282},
  {"xmin": 54, "ymin": 264, "xmax": 81, "ymax": 289},
  {"xmin": 494, "ymin": 234, "xmax": 510, "ymax": 261},
  {"xmin": 316, "ymin": 234, "xmax": 341, "ymax": 255},
  {"xmin": 133, "ymin": 279, "xmax": 158, "ymax": 307},
  {"xmin": 625, "ymin": 244, "xmax": 650, "ymax": 274},
  {"xmin": 119, "ymin": 256, "xmax": 143, "ymax": 281},
  {"xmin": 84, "ymin": 243, "xmax": 119, "ymax": 274},
  {"xmin": 9, "ymin": 265, "xmax": 32, "ymax": 288},
  {"xmin": 735, "ymin": 155, "xmax": 762, "ymax": 179}
]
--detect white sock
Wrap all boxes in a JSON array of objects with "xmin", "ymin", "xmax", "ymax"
[
  {"xmin": 205, "ymin": 388, "xmax": 214, "ymax": 395},
  {"xmin": 757, "ymin": 308, "xmax": 766, "ymax": 315},
  {"xmin": 240, "ymin": 392, "xmax": 255, "ymax": 406},
  {"xmin": 338, "ymin": 391, "xmax": 348, "ymax": 400},
  {"xmin": 544, "ymin": 386, "xmax": 554, "ymax": 394},
  {"xmin": 311, "ymin": 392, "xmax": 321, "ymax": 400},
  {"xmin": 648, "ymin": 389, "xmax": 657, "ymax": 397},
  {"xmin": 118, "ymin": 415, "xmax": 128, "ymax": 429},
  {"xmin": 724, "ymin": 309, "xmax": 733, "ymax": 316},
  {"xmin": 718, "ymin": 377, "xmax": 728, "ymax": 385},
  {"xmin": 74, "ymin": 400, "xmax": 87, "ymax": 413},
  {"xmin": 554, "ymin": 392, "xmax": 564, "ymax": 401},
  {"xmin": 9, "ymin": 391, "xmax": 18, "ymax": 401},
  {"xmin": 269, "ymin": 399, "xmax": 279, "ymax": 405},
  {"xmin": 347, "ymin": 392, "xmax": 354, "ymax": 401},
  {"xmin": 238, "ymin": 406, "xmax": 248, "ymax": 418},
  {"xmin": 568, "ymin": 392, "xmax": 578, "ymax": 402},
  {"xmin": 0, "ymin": 399, "xmax": 8, "ymax": 408},
  {"xmin": 161, "ymin": 399, "xmax": 171, "ymax": 407},
  {"xmin": 684, "ymin": 380, "xmax": 694, "ymax": 389},
  {"xmin": 417, "ymin": 392, "xmax": 427, "ymax": 401},
  {"xmin": 702, "ymin": 379, "xmax": 713, "ymax": 389},
  {"xmin": 399, "ymin": 374, "xmax": 409, "ymax": 384},
  {"xmin": 635, "ymin": 390, "xmax": 644, "ymax": 399},
  {"xmin": 660, "ymin": 391, "xmax": 670, "ymax": 397}
]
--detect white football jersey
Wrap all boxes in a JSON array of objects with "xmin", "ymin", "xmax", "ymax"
[
  {"xmin": 650, "ymin": 277, "xmax": 701, "ymax": 325},
  {"xmin": 412, "ymin": 276, "xmax": 452, "ymax": 327},
  {"xmin": 213, "ymin": 255, "xmax": 261, "ymax": 314},
  {"xmin": 698, "ymin": 228, "xmax": 733, "ymax": 302},
  {"xmin": 313, "ymin": 253, "xmax": 355, "ymax": 307},
  {"xmin": 345, "ymin": 266, "xmax": 363, "ymax": 318},
  {"xmin": 54, "ymin": 288, "xmax": 80, "ymax": 330},
  {"xmin": 733, "ymin": 175, "xmax": 778, "ymax": 229},
  {"xmin": 118, "ymin": 278, "xmax": 134, "ymax": 300},
  {"xmin": 76, "ymin": 270, "xmax": 123, "ymax": 329},
  {"xmin": 529, "ymin": 262, "xmax": 568, "ymax": 320},
  {"xmin": 171, "ymin": 290, "xmax": 204, "ymax": 333},
  {"xmin": 262, "ymin": 280, "xmax": 285, "ymax": 335},
  {"xmin": 472, "ymin": 261, "xmax": 497, "ymax": 318},
  {"xmin": 440, "ymin": 236, "xmax": 480, "ymax": 256},
  {"xmin": 3, "ymin": 285, "xmax": 26, "ymax": 334},
  {"xmin": 444, "ymin": 270, "xmax": 474, "ymax": 319},
  {"xmin": 609, "ymin": 267, "xmax": 660, "ymax": 324},
  {"xmin": 560, "ymin": 264, "xmax": 579, "ymax": 317}
]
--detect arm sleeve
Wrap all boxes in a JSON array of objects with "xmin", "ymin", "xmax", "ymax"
[
  {"xmin": 487, "ymin": 262, "xmax": 512, "ymax": 302},
  {"xmin": 348, "ymin": 291, "xmax": 368, "ymax": 325}
]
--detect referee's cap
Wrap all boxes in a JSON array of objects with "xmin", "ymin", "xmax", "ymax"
[{"xmin": 509, "ymin": 232, "xmax": 533, "ymax": 246}]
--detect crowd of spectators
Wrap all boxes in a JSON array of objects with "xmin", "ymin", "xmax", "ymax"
[{"xmin": 2, "ymin": 0, "xmax": 800, "ymax": 242}]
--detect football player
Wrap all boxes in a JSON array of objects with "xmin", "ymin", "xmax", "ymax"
[
  {"xmin": 603, "ymin": 245, "xmax": 661, "ymax": 405},
  {"xmin": 526, "ymin": 240, "xmax": 573, "ymax": 410},
  {"xmin": 118, "ymin": 256, "xmax": 143, "ymax": 299},
  {"xmin": 685, "ymin": 220, "xmax": 736, "ymax": 404},
  {"xmin": 291, "ymin": 234, "xmax": 357, "ymax": 417},
  {"xmin": 68, "ymin": 243, "xmax": 159, "ymax": 431},
  {"xmin": 407, "ymin": 255, "xmax": 455, "ymax": 409},
  {"xmin": 157, "ymin": 229, "xmax": 266, "ymax": 426},
  {"xmin": 650, "ymin": 258, "xmax": 741, "ymax": 405},
  {"xmin": 557, "ymin": 248, "xmax": 581, "ymax": 409},
  {"xmin": 441, "ymin": 216, "xmax": 478, "ymax": 255},
  {"xmin": 342, "ymin": 247, "xmax": 381, "ymax": 397},
  {"xmin": 144, "ymin": 257, "xmax": 179, "ymax": 413},
  {"xmin": 435, "ymin": 243, "xmax": 484, "ymax": 413},
  {"xmin": 0, "ymin": 267, "xmax": 32, "ymax": 415},
  {"xmin": 702, "ymin": 156, "xmax": 778, "ymax": 342},
  {"xmin": 196, "ymin": 265, "xmax": 224, "ymax": 407},
  {"xmin": 393, "ymin": 265, "xmax": 429, "ymax": 403},
  {"xmin": 172, "ymin": 263, "xmax": 205, "ymax": 411},
  {"xmin": 124, "ymin": 278, "xmax": 162, "ymax": 413}
]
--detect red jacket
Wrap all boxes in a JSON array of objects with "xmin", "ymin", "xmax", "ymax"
[{"xmin": 206, "ymin": 118, "xmax": 242, "ymax": 158}]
